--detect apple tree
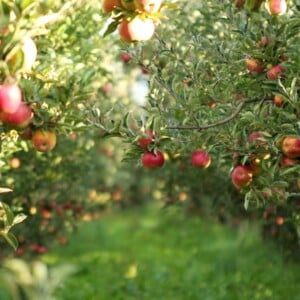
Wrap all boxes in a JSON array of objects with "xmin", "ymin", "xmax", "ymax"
[{"xmin": 100, "ymin": 0, "xmax": 300, "ymax": 258}]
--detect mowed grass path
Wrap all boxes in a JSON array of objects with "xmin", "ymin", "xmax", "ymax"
[{"xmin": 44, "ymin": 206, "xmax": 300, "ymax": 300}]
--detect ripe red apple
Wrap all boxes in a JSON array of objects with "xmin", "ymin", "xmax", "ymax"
[
  {"xmin": 119, "ymin": 17, "xmax": 155, "ymax": 42},
  {"xmin": 121, "ymin": 52, "xmax": 132, "ymax": 63},
  {"xmin": 245, "ymin": 57, "xmax": 264, "ymax": 73},
  {"xmin": 31, "ymin": 129, "xmax": 57, "ymax": 152},
  {"xmin": 191, "ymin": 150, "xmax": 211, "ymax": 168},
  {"xmin": 280, "ymin": 156, "xmax": 299, "ymax": 167},
  {"xmin": 231, "ymin": 165, "xmax": 253, "ymax": 189},
  {"xmin": 261, "ymin": 36, "xmax": 272, "ymax": 46},
  {"xmin": 281, "ymin": 136, "xmax": 300, "ymax": 159},
  {"xmin": 248, "ymin": 132, "xmax": 264, "ymax": 144},
  {"xmin": 0, "ymin": 83, "xmax": 22, "ymax": 113},
  {"xmin": 142, "ymin": 150, "xmax": 165, "ymax": 169},
  {"xmin": 134, "ymin": 0, "xmax": 162, "ymax": 13},
  {"xmin": 267, "ymin": 64, "xmax": 285, "ymax": 80},
  {"xmin": 138, "ymin": 130, "xmax": 155, "ymax": 150},
  {"xmin": 274, "ymin": 95, "xmax": 283, "ymax": 107},
  {"xmin": 235, "ymin": 0, "xmax": 245, "ymax": 8},
  {"xmin": 102, "ymin": 84, "xmax": 110, "ymax": 94},
  {"xmin": 265, "ymin": 0, "xmax": 287, "ymax": 15},
  {"xmin": 0, "ymin": 102, "xmax": 33, "ymax": 128},
  {"xmin": 102, "ymin": 0, "xmax": 122, "ymax": 12}
]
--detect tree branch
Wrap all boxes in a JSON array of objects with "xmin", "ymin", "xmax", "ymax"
[{"xmin": 166, "ymin": 100, "xmax": 247, "ymax": 131}]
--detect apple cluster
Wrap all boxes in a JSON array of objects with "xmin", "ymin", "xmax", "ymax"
[
  {"xmin": 102, "ymin": 0, "xmax": 163, "ymax": 42},
  {"xmin": 231, "ymin": 132, "xmax": 300, "ymax": 190},
  {"xmin": 137, "ymin": 130, "xmax": 165, "ymax": 169},
  {"xmin": 0, "ymin": 32, "xmax": 57, "ymax": 153}
]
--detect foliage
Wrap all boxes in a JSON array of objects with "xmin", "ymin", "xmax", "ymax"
[{"xmin": 0, "ymin": 0, "xmax": 299, "ymax": 261}]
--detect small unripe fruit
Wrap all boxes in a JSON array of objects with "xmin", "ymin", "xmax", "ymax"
[
  {"xmin": 9, "ymin": 157, "xmax": 21, "ymax": 169},
  {"xmin": 231, "ymin": 165, "xmax": 253, "ymax": 189},
  {"xmin": 275, "ymin": 216, "xmax": 284, "ymax": 225},
  {"xmin": 121, "ymin": 52, "xmax": 132, "ymax": 63},
  {"xmin": 191, "ymin": 150, "xmax": 211, "ymax": 168}
]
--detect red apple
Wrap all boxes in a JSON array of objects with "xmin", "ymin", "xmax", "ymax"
[
  {"xmin": 235, "ymin": 0, "xmax": 245, "ymax": 8},
  {"xmin": 31, "ymin": 129, "xmax": 57, "ymax": 152},
  {"xmin": 138, "ymin": 130, "xmax": 155, "ymax": 150},
  {"xmin": 248, "ymin": 132, "xmax": 264, "ymax": 144},
  {"xmin": 265, "ymin": 0, "xmax": 287, "ymax": 15},
  {"xmin": 245, "ymin": 57, "xmax": 264, "ymax": 73},
  {"xmin": 274, "ymin": 95, "xmax": 283, "ymax": 107},
  {"xmin": 0, "ymin": 102, "xmax": 33, "ymax": 128},
  {"xmin": 280, "ymin": 156, "xmax": 299, "ymax": 167},
  {"xmin": 261, "ymin": 36, "xmax": 272, "ymax": 46},
  {"xmin": 134, "ymin": 0, "xmax": 162, "ymax": 13},
  {"xmin": 119, "ymin": 17, "xmax": 155, "ymax": 42},
  {"xmin": 142, "ymin": 150, "xmax": 165, "ymax": 169},
  {"xmin": 231, "ymin": 165, "xmax": 253, "ymax": 189},
  {"xmin": 121, "ymin": 52, "xmax": 132, "ymax": 63},
  {"xmin": 0, "ymin": 84, "xmax": 22, "ymax": 113},
  {"xmin": 102, "ymin": 0, "xmax": 122, "ymax": 13},
  {"xmin": 267, "ymin": 64, "xmax": 285, "ymax": 80},
  {"xmin": 191, "ymin": 150, "xmax": 211, "ymax": 168},
  {"xmin": 102, "ymin": 84, "xmax": 110, "ymax": 94},
  {"xmin": 281, "ymin": 136, "xmax": 300, "ymax": 158}
]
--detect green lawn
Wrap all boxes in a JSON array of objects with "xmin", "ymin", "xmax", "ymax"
[
  {"xmin": 45, "ymin": 205, "xmax": 300, "ymax": 300},
  {"xmin": 1, "ymin": 205, "xmax": 300, "ymax": 300}
]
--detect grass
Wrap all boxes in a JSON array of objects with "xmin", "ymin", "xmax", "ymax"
[
  {"xmin": 1, "ymin": 204, "xmax": 300, "ymax": 300},
  {"xmin": 44, "ymin": 205, "xmax": 300, "ymax": 300}
]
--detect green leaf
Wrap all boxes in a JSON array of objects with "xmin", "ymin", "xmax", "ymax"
[
  {"xmin": 103, "ymin": 21, "xmax": 119, "ymax": 37},
  {"xmin": 2, "ymin": 232, "xmax": 19, "ymax": 250},
  {"xmin": 0, "ymin": 187, "xmax": 13, "ymax": 194},
  {"xmin": 2, "ymin": 202, "xmax": 14, "ymax": 227},
  {"xmin": 12, "ymin": 214, "xmax": 27, "ymax": 226}
]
